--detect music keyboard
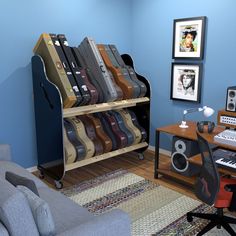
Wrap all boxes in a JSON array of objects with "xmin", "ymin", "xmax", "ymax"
[{"xmin": 213, "ymin": 148, "xmax": 236, "ymax": 171}]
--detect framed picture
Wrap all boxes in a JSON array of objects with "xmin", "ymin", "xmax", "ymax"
[
  {"xmin": 172, "ymin": 16, "xmax": 206, "ymax": 59},
  {"xmin": 170, "ymin": 62, "xmax": 202, "ymax": 102}
]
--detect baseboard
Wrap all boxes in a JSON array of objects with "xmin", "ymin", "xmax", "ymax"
[
  {"xmin": 147, "ymin": 145, "xmax": 171, "ymax": 157},
  {"xmin": 27, "ymin": 166, "xmax": 37, "ymax": 173}
]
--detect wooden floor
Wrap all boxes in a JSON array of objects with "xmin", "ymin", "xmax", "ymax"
[{"xmin": 36, "ymin": 150, "xmax": 196, "ymax": 200}]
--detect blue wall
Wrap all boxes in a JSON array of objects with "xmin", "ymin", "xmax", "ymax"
[
  {"xmin": 131, "ymin": 0, "xmax": 236, "ymax": 149},
  {"xmin": 1, "ymin": 0, "xmax": 236, "ymax": 167},
  {"xmin": 0, "ymin": 0, "xmax": 131, "ymax": 168}
]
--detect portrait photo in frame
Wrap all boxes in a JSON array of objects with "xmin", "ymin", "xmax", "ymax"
[
  {"xmin": 170, "ymin": 63, "xmax": 202, "ymax": 103},
  {"xmin": 172, "ymin": 16, "xmax": 206, "ymax": 60}
]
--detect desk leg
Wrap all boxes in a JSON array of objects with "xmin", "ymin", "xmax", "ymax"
[{"xmin": 154, "ymin": 130, "xmax": 160, "ymax": 179}]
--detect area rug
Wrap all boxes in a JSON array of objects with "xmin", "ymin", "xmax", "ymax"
[{"xmin": 61, "ymin": 169, "xmax": 235, "ymax": 236}]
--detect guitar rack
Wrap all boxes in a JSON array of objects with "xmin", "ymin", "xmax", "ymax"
[{"xmin": 32, "ymin": 53, "xmax": 150, "ymax": 189}]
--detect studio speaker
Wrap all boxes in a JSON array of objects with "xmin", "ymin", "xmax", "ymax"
[
  {"xmin": 226, "ymin": 86, "xmax": 236, "ymax": 112},
  {"xmin": 171, "ymin": 136, "xmax": 200, "ymax": 176}
]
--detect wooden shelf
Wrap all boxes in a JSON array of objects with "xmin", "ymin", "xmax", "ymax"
[
  {"xmin": 63, "ymin": 97, "xmax": 150, "ymax": 118},
  {"xmin": 65, "ymin": 142, "xmax": 148, "ymax": 171}
]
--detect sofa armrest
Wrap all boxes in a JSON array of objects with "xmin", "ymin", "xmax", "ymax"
[
  {"xmin": 0, "ymin": 221, "xmax": 9, "ymax": 236},
  {"xmin": 57, "ymin": 209, "xmax": 131, "ymax": 236},
  {"xmin": 0, "ymin": 145, "xmax": 11, "ymax": 161}
]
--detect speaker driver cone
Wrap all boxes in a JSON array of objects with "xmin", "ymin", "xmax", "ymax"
[{"xmin": 171, "ymin": 152, "xmax": 189, "ymax": 173}]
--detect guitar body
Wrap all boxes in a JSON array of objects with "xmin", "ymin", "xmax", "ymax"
[
  {"xmin": 86, "ymin": 114, "xmax": 112, "ymax": 153},
  {"xmin": 78, "ymin": 115, "xmax": 104, "ymax": 156},
  {"xmin": 66, "ymin": 117, "xmax": 95, "ymax": 159},
  {"xmin": 63, "ymin": 120, "xmax": 86, "ymax": 161}
]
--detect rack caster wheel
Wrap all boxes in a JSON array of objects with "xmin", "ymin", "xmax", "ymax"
[
  {"xmin": 55, "ymin": 180, "xmax": 63, "ymax": 189},
  {"xmin": 138, "ymin": 153, "xmax": 144, "ymax": 160},
  {"xmin": 187, "ymin": 213, "xmax": 193, "ymax": 222},
  {"xmin": 39, "ymin": 171, "xmax": 45, "ymax": 179}
]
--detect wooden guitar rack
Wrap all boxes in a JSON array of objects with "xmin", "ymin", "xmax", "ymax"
[{"xmin": 32, "ymin": 54, "xmax": 151, "ymax": 189}]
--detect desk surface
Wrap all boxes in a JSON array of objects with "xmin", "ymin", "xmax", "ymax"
[{"xmin": 157, "ymin": 121, "xmax": 236, "ymax": 151}]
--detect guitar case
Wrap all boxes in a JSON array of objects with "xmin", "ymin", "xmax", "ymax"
[
  {"xmin": 63, "ymin": 126, "xmax": 77, "ymax": 164},
  {"xmin": 116, "ymin": 109, "xmax": 142, "ymax": 145},
  {"xmin": 95, "ymin": 113, "xmax": 118, "ymax": 151},
  {"xmin": 71, "ymin": 47, "xmax": 104, "ymax": 103},
  {"xmin": 66, "ymin": 117, "xmax": 95, "ymax": 159},
  {"xmin": 127, "ymin": 109, "xmax": 147, "ymax": 142},
  {"xmin": 50, "ymin": 34, "xmax": 82, "ymax": 106},
  {"xmin": 97, "ymin": 44, "xmax": 133, "ymax": 99},
  {"xmin": 109, "ymin": 44, "xmax": 147, "ymax": 97},
  {"xmin": 63, "ymin": 120, "xmax": 86, "ymax": 161},
  {"xmin": 33, "ymin": 33, "xmax": 76, "ymax": 108},
  {"xmin": 102, "ymin": 112, "xmax": 128, "ymax": 149},
  {"xmin": 104, "ymin": 45, "xmax": 141, "ymax": 98},
  {"xmin": 85, "ymin": 114, "xmax": 112, "ymax": 153},
  {"xmin": 78, "ymin": 37, "xmax": 118, "ymax": 102},
  {"xmin": 78, "ymin": 115, "xmax": 104, "ymax": 156},
  {"xmin": 57, "ymin": 34, "xmax": 91, "ymax": 105},
  {"xmin": 109, "ymin": 111, "xmax": 134, "ymax": 146}
]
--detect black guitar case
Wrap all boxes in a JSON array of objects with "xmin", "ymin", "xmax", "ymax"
[{"xmin": 57, "ymin": 34, "xmax": 91, "ymax": 105}]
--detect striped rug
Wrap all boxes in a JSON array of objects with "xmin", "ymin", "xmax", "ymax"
[{"xmin": 61, "ymin": 169, "xmax": 235, "ymax": 236}]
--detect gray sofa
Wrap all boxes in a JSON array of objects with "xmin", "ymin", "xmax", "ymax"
[{"xmin": 0, "ymin": 144, "xmax": 131, "ymax": 236}]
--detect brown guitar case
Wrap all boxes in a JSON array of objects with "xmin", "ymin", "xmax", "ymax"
[
  {"xmin": 85, "ymin": 114, "xmax": 112, "ymax": 153},
  {"xmin": 97, "ymin": 44, "xmax": 133, "ymax": 99},
  {"xmin": 33, "ymin": 33, "xmax": 76, "ymax": 108},
  {"xmin": 78, "ymin": 115, "xmax": 104, "ymax": 156}
]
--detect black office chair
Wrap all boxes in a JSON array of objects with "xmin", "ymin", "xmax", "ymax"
[{"xmin": 186, "ymin": 133, "xmax": 236, "ymax": 236}]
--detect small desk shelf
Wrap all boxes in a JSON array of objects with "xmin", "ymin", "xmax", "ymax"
[{"xmin": 155, "ymin": 121, "xmax": 236, "ymax": 185}]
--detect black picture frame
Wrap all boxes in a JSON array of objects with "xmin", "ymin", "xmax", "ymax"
[
  {"xmin": 170, "ymin": 62, "xmax": 202, "ymax": 103},
  {"xmin": 172, "ymin": 16, "xmax": 206, "ymax": 60}
]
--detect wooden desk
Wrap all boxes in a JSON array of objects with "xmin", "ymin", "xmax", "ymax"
[{"xmin": 155, "ymin": 121, "xmax": 236, "ymax": 186}]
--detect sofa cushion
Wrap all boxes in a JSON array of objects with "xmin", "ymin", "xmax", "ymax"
[
  {"xmin": 17, "ymin": 186, "xmax": 55, "ymax": 236},
  {"xmin": 0, "ymin": 221, "xmax": 9, "ymax": 236},
  {"xmin": 6, "ymin": 171, "xmax": 39, "ymax": 196},
  {"xmin": 0, "ymin": 179, "xmax": 39, "ymax": 236},
  {"xmin": 0, "ymin": 160, "xmax": 47, "ymax": 188},
  {"xmin": 38, "ymin": 187, "xmax": 94, "ymax": 234}
]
